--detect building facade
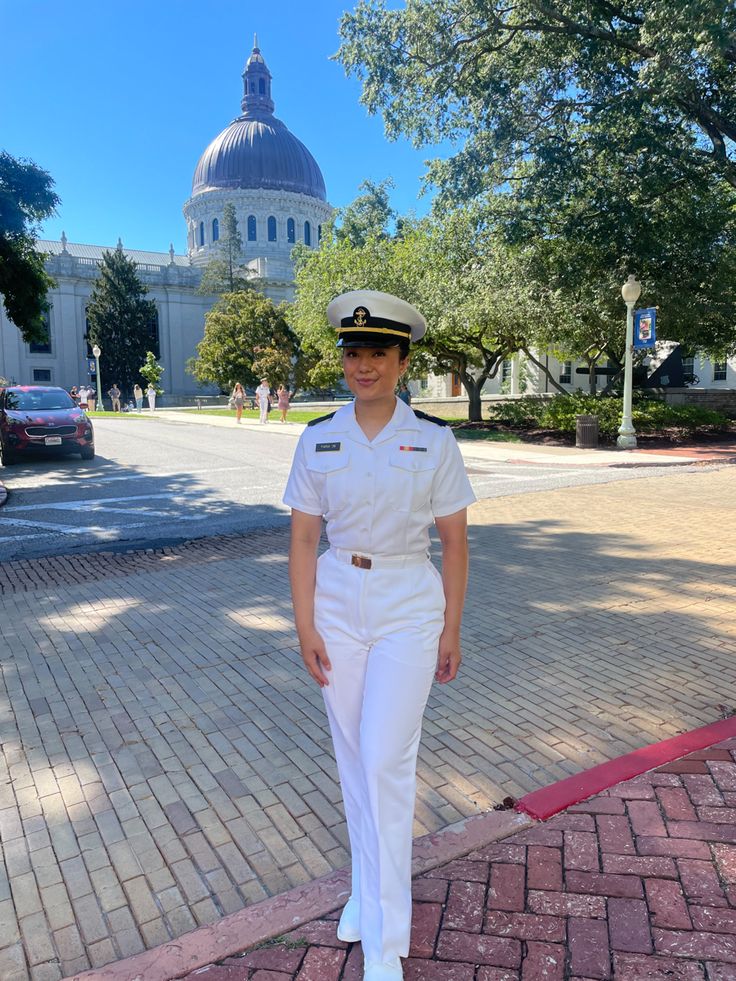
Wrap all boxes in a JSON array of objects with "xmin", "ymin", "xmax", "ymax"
[{"xmin": 0, "ymin": 41, "xmax": 331, "ymax": 396}]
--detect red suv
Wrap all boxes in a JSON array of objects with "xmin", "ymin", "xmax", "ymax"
[{"xmin": 0, "ymin": 386, "xmax": 95, "ymax": 465}]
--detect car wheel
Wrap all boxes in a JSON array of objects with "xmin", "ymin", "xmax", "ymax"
[
  {"xmin": 1, "ymin": 442, "xmax": 18, "ymax": 465},
  {"xmin": 80, "ymin": 446, "xmax": 95, "ymax": 460}
]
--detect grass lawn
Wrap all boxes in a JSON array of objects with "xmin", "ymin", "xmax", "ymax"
[{"xmin": 189, "ymin": 407, "xmax": 328, "ymax": 423}]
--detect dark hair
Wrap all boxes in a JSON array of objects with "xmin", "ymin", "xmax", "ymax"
[{"xmin": 398, "ymin": 341, "xmax": 410, "ymax": 359}]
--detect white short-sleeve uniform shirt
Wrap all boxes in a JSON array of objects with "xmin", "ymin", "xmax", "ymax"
[{"xmin": 283, "ymin": 398, "xmax": 476, "ymax": 557}]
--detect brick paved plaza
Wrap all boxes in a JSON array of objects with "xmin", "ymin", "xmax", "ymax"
[
  {"xmin": 0, "ymin": 467, "xmax": 734, "ymax": 978},
  {"xmin": 180, "ymin": 737, "xmax": 736, "ymax": 981}
]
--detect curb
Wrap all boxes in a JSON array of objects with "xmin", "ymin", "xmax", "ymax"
[
  {"xmin": 0, "ymin": 480, "xmax": 7, "ymax": 507},
  {"xmin": 516, "ymin": 713, "xmax": 736, "ymax": 820},
  {"xmin": 63, "ymin": 715, "xmax": 736, "ymax": 981}
]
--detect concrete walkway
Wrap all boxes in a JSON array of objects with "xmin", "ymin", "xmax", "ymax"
[{"xmin": 0, "ymin": 462, "xmax": 734, "ymax": 979}]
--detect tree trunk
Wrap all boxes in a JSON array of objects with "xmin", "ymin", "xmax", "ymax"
[
  {"xmin": 463, "ymin": 376, "xmax": 484, "ymax": 421},
  {"xmin": 587, "ymin": 359, "xmax": 597, "ymax": 396},
  {"xmin": 521, "ymin": 347, "xmax": 569, "ymax": 395}
]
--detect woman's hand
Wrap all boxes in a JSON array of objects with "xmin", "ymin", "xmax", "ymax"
[
  {"xmin": 435, "ymin": 627, "xmax": 462, "ymax": 684},
  {"xmin": 299, "ymin": 627, "xmax": 332, "ymax": 687}
]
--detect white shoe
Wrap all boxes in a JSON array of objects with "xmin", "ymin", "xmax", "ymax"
[
  {"xmin": 337, "ymin": 897, "xmax": 360, "ymax": 942},
  {"xmin": 364, "ymin": 959, "xmax": 403, "ymax": 980}
]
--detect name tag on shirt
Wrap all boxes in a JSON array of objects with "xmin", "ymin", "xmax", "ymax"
[
  {"xmin": 316, "ymin": 442, "xmax": 341, "ymax": 452},
  {"xmin": 399, "ymin": 445, "xmax": 427, "ymax": 452}
]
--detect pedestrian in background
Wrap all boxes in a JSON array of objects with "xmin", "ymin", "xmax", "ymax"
[
  {"xmin": 108, "ymin": 383, "xmax": 121, "ymax": 412},
  {"xmin": 146, "ymin": 384, "xmax": 156, "ymax": 412},
  {"xmin": 398, "ymin": 381, "xmax": 412, "ymax": 406},
  {"xmin": 230, "ymin": 382, "xmax": 246, "ymax": 423},
  {"xmin": 277, "ymin": 384, "xmax": 292, "ymax": 423},
  {"xmin": 284, "ymin": 290, "xmax": 475, "ymax": 981},
  {"xmin": 255, "ymin": 377, "xmax": 271, "ymax": 424},
  {"xmin": 133, "ymin": 384, "xmax": 143, "ymax": 412},
  {"xmin": 70, "ymin": 386, "xmax": 79, "ymax": 405},
  {"xmin": 77, "ymin": 385, "xmax": 89, "ymax": 409}
]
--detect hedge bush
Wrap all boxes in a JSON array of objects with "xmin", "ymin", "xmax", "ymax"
[{"xmin": 488, "ymin": 393, "xmax": 729, "ymax": 436}]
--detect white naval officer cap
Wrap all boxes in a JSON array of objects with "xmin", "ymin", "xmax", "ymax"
[{"xmin": 327, "ymin": 290, "xmax": 427, "ymax": 348}]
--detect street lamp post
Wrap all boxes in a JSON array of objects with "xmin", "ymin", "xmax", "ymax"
[
  {"xmin": 617, "ymin": 275, "xmax": 641, "ymax": 449},
  {"xmin": 92, "ymin": 344, "xmax": 103, "ymax": 412}
]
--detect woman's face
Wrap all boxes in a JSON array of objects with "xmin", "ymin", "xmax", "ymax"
[{"xmin": 342, "ymin": 346, "xmax": 409, "ymax": 403}]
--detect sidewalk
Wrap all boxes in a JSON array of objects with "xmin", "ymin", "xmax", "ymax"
[
  {"xmin": 71, "ymin": 722, "xmax": 736, "ymax": 981},
  {"xmin": 0, "ymin": 465, "xmax": 734, "ymax": 979}
]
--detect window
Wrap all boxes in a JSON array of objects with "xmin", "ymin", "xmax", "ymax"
[
  {"xmin": 33, "ymin": 369, "xmax": 52, "ymax": 383},
  {"xmin": 198, "ymin": 222, "xmax": 205, "ymax": 247},
  {"xmin": 559, "ymin": 360, "xmax": 572, "ymax": 384},
  {"xmin": 681, "ymin": 356, "xmax": 695, "ymax": 383},
  {"xmin": 268, "ymin": 216, "xmax": 277, "ymax": 241},
  {"xmin": 318, "ymin": 224, "xmax": 322, "ymax": 242},
  {"xmin": 304, "ymin": 221, "xmax": 311, "ymax": 246},
  {"xmin": 420, "ymin": 377, "xmax": 429, "ymax": 390},
  {"xmin": 287, "ymin": 218, "xmax": 295, "ymax": 243},
  {"xmin": 259, "ymin": 78, "xmax": 266, "ymax": 95},
  {"xmin": 147, "ymin": 308, "xmax": 160, "ymax": 359},
  {"xmin": 714, "ymin": 361, "xmax": 728, "ymax": 381},
  {"xmin": 501, "ymin": 360, "xmax": 512, "ymax": 382},
  {"xmin": 247, "ymin": 215, "xmax": 257, "ymax": 241},
  {"xmin": 29, "ymin": 313, "xmax": 52, "ymax": 354},
  {"xmin": 212, "ymin": 218, "xmax": 219, "ymax": 242}
]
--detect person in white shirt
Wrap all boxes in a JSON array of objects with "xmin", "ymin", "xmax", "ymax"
[
  {"xmin": 255, "ymin": 378, "xmax": 271, "ymax": 424},
  {"xmin": 146, "ymin": 384, "xmax": 156, "ymax": 411},
  {"xmin": 283, "ymin": 290, "xmax": 476, "ymax": 981}
]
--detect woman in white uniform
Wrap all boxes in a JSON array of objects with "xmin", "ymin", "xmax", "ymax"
[{"xmin": 283, "ymin": 290, "xmax": 475, "ymax": 981}]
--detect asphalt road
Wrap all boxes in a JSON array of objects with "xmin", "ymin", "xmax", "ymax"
[{"xmin": 0, "ymin": 414, "xmax": 703, "ymax": 561}]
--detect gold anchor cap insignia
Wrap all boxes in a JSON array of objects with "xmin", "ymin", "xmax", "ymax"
[{"xmin": 353, "ymin": 306, "xmax": 369, "ymax": 327}]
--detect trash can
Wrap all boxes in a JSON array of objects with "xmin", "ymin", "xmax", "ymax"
[{"xmin": 575, "ymin": 414, "xmax": 599, "ymax": 448}]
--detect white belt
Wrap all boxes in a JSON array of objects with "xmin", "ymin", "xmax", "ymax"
[{"xmin": 328, "ymin": 547, "xmax": 428, "ymax": 570}]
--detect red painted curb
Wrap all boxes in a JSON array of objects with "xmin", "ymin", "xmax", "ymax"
[{"xmin": 517, "ymin": 714, "xmax": 736, "ymax": 821}]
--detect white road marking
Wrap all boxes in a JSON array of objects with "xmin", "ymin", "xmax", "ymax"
[
  {"xmin": 81, "ymin": 506, "xmax": 209, "ymax": 521},
  {"xmin": 0, "ymin": 516, "xmax": 117, "ymax": 534},
  {"xmin": 7, "ymin": 492, "xmax": 200, "ymax": 512}
]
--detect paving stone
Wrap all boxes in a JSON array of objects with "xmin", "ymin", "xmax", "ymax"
[
  {"xmin": 2, "ymin": 472, "xmax": 736, "ymax": 977},
  {"xmin": 644, "ymin": 878, "xmax": 692, "ymax": 930}
]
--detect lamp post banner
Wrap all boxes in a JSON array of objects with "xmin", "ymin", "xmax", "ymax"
[
  {"xmin": 87, "ymin": 358, "xmax": 96, "ymax": 373},
  {"xmin": 634, "ymin": 308, "xmax": 657, "ymax": 348}
]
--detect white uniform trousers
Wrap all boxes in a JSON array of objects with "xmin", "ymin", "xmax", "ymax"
[
  {"xmin": 315, "ymin": 549, "xmax": 445, "ymax": 965},
  {"xmin": 258, "ymin": 398, "xmax": 269, "ymax": 424}
]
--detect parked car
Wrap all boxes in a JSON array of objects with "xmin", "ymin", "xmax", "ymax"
[{"xmin": 0, "ymin": 386, "xmax": 95, "ymax": 465}]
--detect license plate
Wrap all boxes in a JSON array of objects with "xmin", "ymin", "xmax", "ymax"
[{"xmin": 45, "ymin": 436, "xmax": 62, "ymax": 445}]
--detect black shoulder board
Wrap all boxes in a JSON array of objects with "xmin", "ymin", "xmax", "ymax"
[
  {"xmin": 413, "ymin": 409, "xmax": 448, "ymax": 427},
  {"xmin": 307, "ymin": 411, "xmax": 337, "ymax": 427}
]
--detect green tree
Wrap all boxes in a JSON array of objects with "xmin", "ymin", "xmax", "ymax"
[
  {"xmin": 198, "ymin": 203, "xmax": 254, "ymax": 294},
  {"xmin": 187, "ymin": 290, "xmax": 301, "ymax": 392},
  {"xmin": 0, "ymin": 151, "xmax": 59, "ymax": 343},
  {"xmin": 293, "ymin": 208, "xmax": 547, "ymax": 419},
  {"xmin": 338, "ymin": 0, "xmax": 736, "ymax": 199},
  {"xmin": 336, "ymin": 178, "xmax": 397, "ymax": 246},
  {"xmin": 86, "ymin": 250, "xmax": 158, "ymax": 394},
  {"xmin": 139, "ymin": 351, "xmax": 164, "ymax": 394}
]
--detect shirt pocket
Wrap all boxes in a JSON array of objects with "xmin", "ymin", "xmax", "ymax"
[
  {"xmin": 306, "ymin": 450, "xmax": 351, "ymax": 513},
  {"xmin": 388, "ymin": 449, "xmax": 437, "ymax": 512}
]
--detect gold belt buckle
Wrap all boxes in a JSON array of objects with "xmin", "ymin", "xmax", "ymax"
[{"xmin": 351, "ymin": 554, "xmax": 372, "ymax": 570}]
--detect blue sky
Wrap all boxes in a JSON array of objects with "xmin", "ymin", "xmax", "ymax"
[{"xmin": 1, "ymin": 0, "xmax": 442, "ymax": 253}]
